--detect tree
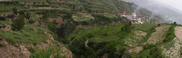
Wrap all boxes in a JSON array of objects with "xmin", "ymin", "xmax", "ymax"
[
  {"xmin": 12, "ymin": 8, "xmax": 18, "ymax": 15},
  {"xmin": 173, "ymin": 22, "xmax": 177, "ymax": 25},
  {"xmin": 25, "ymin": 12, "xmax": 31, "ymax": 20},
  {"xmin": 121, "ymin": 21, "xmax": 132, "ymax": 32},
  {"xmin": 12, "ymin": 15, "xmax": 25, "ymax": 31}
]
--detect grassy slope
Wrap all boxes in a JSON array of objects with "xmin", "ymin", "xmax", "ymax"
[
  {"xmin": 30, "ymin": 43, "xmax": 62, "ymax": 58},
  {"xmin": 132, "ymin": 23, "xmax": 156, "ymax": 42},
  {"xmin": 64, "ymin": 23, "xmax": 157, "ymax": 57},
  {"xmin": 68, "ymin": 24, "xmax": 124, "ymax": 43},
  {"xmin": 0, "ymin": 0, "xmax": 167, "ymax": 58},
  {"xmin": 0, "ymin": 2, "xmax": 23, "ymax": 12},
  {"xmin": 162, "ymin": 24, "xmax": 176, "ymax": 49},
  {"xmin": 0, "ymin": 25, "xmax": 48, "ymax": 44},
  {"xmin": 163, "ymin": 24, "xmax": 176, "ymax": 43},
  {"xmin": 0, "ymin": 24, "xmax": 66, "ymax": 58}
]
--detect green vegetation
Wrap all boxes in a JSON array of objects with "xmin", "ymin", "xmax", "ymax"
[
  {"xmin": 0, "ymin": 19, "xmax": 11, "ymax": 25},
  {"xmin": 92, "ymin": 14, "xmax": 121, "ymax": 25},
  {"xmin": 132, "ymin": 23, "xmax": 156, "ymax": 32},
  {"xmin": 67, "ymin": 24, "xmax": 125, "ymax": 42},
  {"xmin": 62, "ymin": 22, "xmax": 159, "ymax": 58},
  {"xmin": 132, "ymin": 23, "xmax": 156, "ymax": 42},
  {"xmin": 48, "ymin": 23, "xmax": 58, "ymax": 32},
  {"xmin": 0, "ymin": 25, "xmax": 48, "ymax": 44},
  {"xmin": 0, "ymin": 3, "xmax": 22, "ymax": 12},
  {"xmin": 65, "ymin": 24, "xmax": 129, "ymax": 57},
  {"xmin": 0, "ymin": 0, "xmax": 176, "ymax": 58},
  {"xmin": 138, "ymin": 45, "xmax": 164, "ymax": 58},
  {"xmin": 163, "ymin": 40, "xmax": 174, "ymax": 48},
  {"xmin": 163, "ymin": 24, "xmax": 176, "ymax": 43},
  {"xmin": 180, "ymin": 47, "xmax": 182, "ymax": 57},
  {"xmin": 12, "ymin": 15, "xmax": 25, "ymax": 31},
  {"xmin": 30, "ymin": 45, "xmax": 62, "ymax": 58}
]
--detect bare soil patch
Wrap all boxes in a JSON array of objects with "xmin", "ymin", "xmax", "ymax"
[
  {"xmin": 147, "ymin": 25, "xmax": 170, "ymax": 44},
  {"xmin": 0, "ymin": 38, "xmax": 30, "ymax": 58}
]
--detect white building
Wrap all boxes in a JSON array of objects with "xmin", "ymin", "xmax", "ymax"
[
  {"xmin": 131, "ymin": 12, "xmax": 144, "ymax": 24},
  {"xmin": 120, "ymin": 12, "xmax": 145, "ymax": 24}
]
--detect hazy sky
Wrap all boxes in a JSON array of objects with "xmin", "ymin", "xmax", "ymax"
[
  {"xmin": 128, "ymin": 0, "xmax": 182, "ymax": 24},
  {"xmin": 154, "ymin": 0, "xmax": 182, "ymax": 12},
  {"xmin": 124, "ymin": 0, "xmax": 182, "ymax": 11}
]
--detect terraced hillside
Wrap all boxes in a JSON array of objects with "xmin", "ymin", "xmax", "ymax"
[{"xmin": 0, "ymin": 0, "xmax": 181, "ymax": 58}]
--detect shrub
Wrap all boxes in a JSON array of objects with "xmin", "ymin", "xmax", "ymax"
[
  {"xmin": 12, "ymin": 8, "xmax": 18, "ymax": 15},
  {"xmin": 48, "ymin": 23, "xmax": 57, "ymax": 32},
  {"xmin": 30, "ymin": 46, "xmax": 62, "ymax": 58},
  {"xmin": 0, "ymin": 25, "xmax": 48, "ymax": 44},
  {"xmin": 163, "ymin": 25, "xmax": 176, "ymax": 43},
  {"xmin": 121, "ymin": 21, "xmax": 132, "ymax": 33},
  {"xmin": 138, "ymin": 45, "xmax": 164, "ymax": 58},
  {"xmin": 12, "ymin": 15, "xmax": 25, "ymax": 31}
]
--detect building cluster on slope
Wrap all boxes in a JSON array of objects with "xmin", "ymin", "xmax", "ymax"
[{"xmin": 119, "ymin": 11, "xmax": 150, "ymax": 24}]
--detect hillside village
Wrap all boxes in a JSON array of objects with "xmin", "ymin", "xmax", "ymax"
[
  {"xmin": 120, "ymin": 11, "xmax": 145, "ymax": 24},
  {"xmin": 0, "ymin": 0, "xmax": 181, "ymax": 58}
]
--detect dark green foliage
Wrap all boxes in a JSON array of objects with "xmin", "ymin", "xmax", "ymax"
[
  {"xmin": 41, "ymin": 10, "xmax": 62, "ymax": 18},
  {"xmin": 138, "ymin": 45, "xmax": 164, "ymax": 58},
  {"xmin": 0, "ymin": 44, "xmax": 3, "ymax": 47},
  {"xmin": 30, "ymin": 45, "xmax": 62, "ymax": 58},
  {"xmin": 63, "ymin": 23, "xmax": 160, "ymax": 58},
  {"xmin": 163, "ymin": 24, "xmax": 176, "ymax": 43},
  {"xmin": 92, "ymin": 14, "xmax": 113, "ymax": 25},
  {"xmin": 0, "ymin": 3, "xmax": 22, "ymax": 12},
  {"xmin": 65, "ymin": 25, "xmax": 130, "ymax": 58},
  {"xmin": 69, "ymin": 38, "xmax": 126, "ymax": 58},
  {"xmin": 76, "ymin": 0, "xmax": 133, "ymax": 14},
  {"xmin": 0, "ymin": 25, "xmax": 48, "ymax": 44},
  {"xmin": 80, "ymin": 21, "xmax": 91, "ymax": 25},
  {"xmin": 59, "ymin": 0, "xmax": 134, "ymax": 14},
  {"xmin": 173, "ymin": 22, "xmax": 177, "ymax": 25},
  {"xmin": 72, "ymin": 0, "xmax": 86, "ymax": 12},
  {"xmin": 24, "ymin": 12, "xmax": 31, "ymax": 19},
  {"xmin": 48, "ymin": 23, "xmax": 57, "ymax": 32},
  {"xmin": 0, "ymin": 16, "xmax": 6, "ymax": 21},
  {"xmin": 12, "ymin": 15, "xmax": 25, "ymax": 31},
  {"xmin": 56, "ymin": 21, "xmax": 77, "ymax": 39},
  {"xmin": 121, "ymin": 21, "xmax": 132, "ymax": 32},
  {"xmin": 12, "ymin": 8, "xmax": 18, "ymax": 15},
  {"xmin": 92, "ymin": 14, "xmax": 121, "ymax": 25},
  {"xmin": 143, "ymin": 26, "xmax": 156, "ymax": 42}
]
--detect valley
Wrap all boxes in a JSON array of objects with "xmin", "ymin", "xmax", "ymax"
[{"xmin": 0, "ymin": 0, "xmax": 181, "ymax": 58}]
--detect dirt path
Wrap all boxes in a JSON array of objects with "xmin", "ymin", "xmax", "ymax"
[
  {"xmin": 163, "ymin": 38, "xmax": 180, "ymax": 58},
  {"xmin": 147, "ymin": 25, "xmax": 170, "ymax": 44},
  {"xmin": 175, "ymin": 26, "xmax": 182, "ymax": 41},
  {"xmin": 163, "ymin": 26, "xmax": 182, "ymax": 58}
]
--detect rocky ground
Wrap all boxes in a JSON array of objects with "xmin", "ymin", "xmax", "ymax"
[
  {"xmin": 0, "ymin": 31, "xmax": 73, "ymax": 58},
  {"xmin": 0, "ymin": 38, "xmax": 30, "ymax": 58},
  {"xmin": 163, "ymin": 26, "xmax": 182, "ymax": 58},
  {"xmin": 147, "ymin": 25, "xmax": 170, "ymax": 44}
]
